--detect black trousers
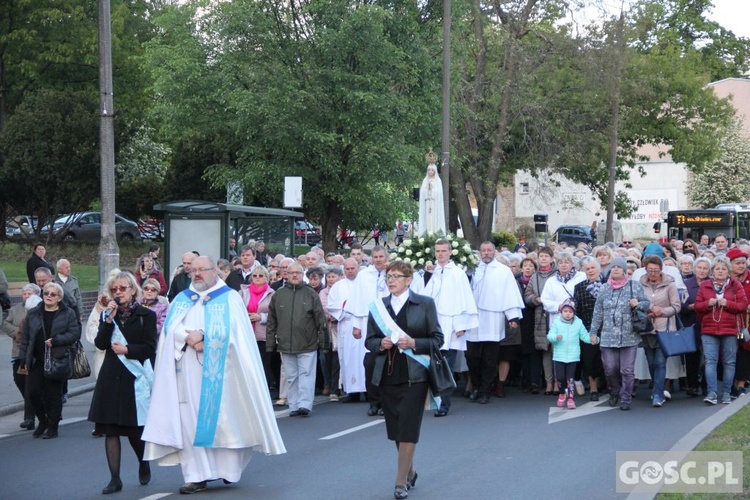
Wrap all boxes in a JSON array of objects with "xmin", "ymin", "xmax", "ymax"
[
  {"xmin": 26, "ymin": 361, "xmax": 64, "ymax": 424},
  {"xmin": 364, "ymin": 352, "xmax": 380, "ymax": 405},
  {"xmin": 12, "ymin": 360, "xmax": 35, "ymax": 421},
  {"xmin": 466, "ymin": 341, "xmax": 500, "ymax": 395}
]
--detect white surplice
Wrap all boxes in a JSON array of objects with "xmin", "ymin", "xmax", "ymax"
[
  {"xmin": 326, "ymin": 277, "xmax": 366, "ymax": 394},
  {"xmin": 467, "ymin": 259, "xmax": 525, "ymax": 342}
]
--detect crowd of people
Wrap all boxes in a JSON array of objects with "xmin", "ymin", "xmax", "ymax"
[{"xmin": 4, "ymin": 232, "xmax": 750, "ymax": 497}]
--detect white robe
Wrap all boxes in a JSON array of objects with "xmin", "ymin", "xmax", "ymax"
[
  {"xmin": 143, "ymin": 280, "xmax": 285, "ymax": 483},
  {"xmin": 418, "ymin": 167, "xmax": 446, "ymax": 235},
  {"xmin": 420, "ymin": 261, "xmax": 479, "ymax": 350},
  {"xmin": 326, "ymin": 278, "xmax": 366, "ymax": 394},
  {"xmin": 467, "ymin": 260, "xmax": 525, "ymax": 343}
]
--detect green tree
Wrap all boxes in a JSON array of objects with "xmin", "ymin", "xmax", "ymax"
[
  {"xmin": 687, "ymin": 119, "xmax": 750, "ymax": 208},
  {"xmin": 0, "ymin": 89, "xmax": 100, "ymax": 235}
]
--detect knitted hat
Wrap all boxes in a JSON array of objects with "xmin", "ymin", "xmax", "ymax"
[
  {"xmin": 642, "ymin": 243, "xmax": 665, "ymax": 259},
  {"xmin": 610, "ymin": 257, "xmax": 628, "ymax": 271},
  {"xmin": 726, "ymin": 248, "xmax": 749, "ymax": 261},
  {"xmin": 560, "ymin": 298, "xmax": 576, "ymax": 313}
]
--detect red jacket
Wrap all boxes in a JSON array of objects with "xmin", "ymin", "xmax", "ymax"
[{"xmin": 694, "ymin": 278, "xmax": 748, "ymax": 336}]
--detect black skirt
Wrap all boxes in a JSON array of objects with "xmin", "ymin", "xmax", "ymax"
[
  {"xmin": 379, "ymin": 381, "xmax": 429, "ymax": 443},
  {"xmin": 94, "ymin": 423, "xmax": 144, "ymax": 438},
  {"xmin": 735, "ymin": 343, "xmax": 750, "ymax": 381}
]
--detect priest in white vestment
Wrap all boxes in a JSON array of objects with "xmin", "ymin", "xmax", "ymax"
[
  {"xmin": 419, "ymin": 239, "xmax": 479, "ymax": 416},
  {"xmin": 466, "ymin": 242, "xmax": 524, "ymax": 403},
  {"xmin": 326, "ymin": 258, "xmax": 364, "ymax": 398},
  {"xmin": 143, "ymin": 257, "xmax": 285, "ymax": 495},
  {"xmin": 346, "ymin": 247, "xmax": 390, "ymax": 414}
]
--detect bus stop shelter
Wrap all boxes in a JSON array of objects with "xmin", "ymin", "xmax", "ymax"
[{"xmin": 153, "ymin": 200, "xmax": 304, "ymax": 272}]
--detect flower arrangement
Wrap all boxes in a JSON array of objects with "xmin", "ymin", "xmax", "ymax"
[{"xmin": 390, "ymin": 231, "xmax": 479, "ymax": 271}]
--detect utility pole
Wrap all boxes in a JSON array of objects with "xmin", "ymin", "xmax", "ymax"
[
  {"xmin": 441, "ymin": 0, "xmax": 451, "ymax": 231},
  {"xmin": 98, "ymin": 0, "xmax": 119, "ymax": 285}
]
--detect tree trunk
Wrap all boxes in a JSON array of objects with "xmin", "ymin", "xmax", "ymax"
[
  {"xmin": 321, "ymin": 201, "xmax": 342, "ymax": 254},
  {"xmin": 605, "ymin": 13, "xmax": 625, "ymax": 243}
]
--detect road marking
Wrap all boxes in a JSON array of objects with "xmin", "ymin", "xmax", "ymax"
[
  {"xmin": 0, "ymin": 434, "xmax": 9, "ymax": 439},
  {"xmin": 319, "ymin": 420, "xmax": 384, "ymax": 440},
  {"xmin": 548, "ymin": 400, "xmax": 616, "ymax": 424},
  {"xmin": 139, "ymin": 494, "xmax": 172, "ymax": 500},
  {"xmin": 60, "ymin": 417, "xmax": 87, "ymax": 426}
]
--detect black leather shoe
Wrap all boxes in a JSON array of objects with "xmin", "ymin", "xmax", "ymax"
[
  {"xmin": 478, "ymin": 394, "xmax": 490, "ymax": 404},
  {"xmin": 407, "ymin": 471, "xmax": 418, "ymax": 490},
  {"xmin": 20, "ymin": 419, "xmax": 34, "ymax": 430},
  {"xmin": 102, "ymin": 479, "xmax": 123, "ymax": 494},
  {"xmin": 590, "ymin": 392, "xmax": 599, "ymax": 402},
  {"xmin": 434, "ymin": 408, "xmax": 449, "ymax": 417},
  {"xmin": 367, "ymin": 405, "xmax": 380, "ymax": 416},
  {"xmin": 298, "ymin": 408, "xmax": 310, "ymax": 417},
  {"xmin": 139, "ymin": 462, "xmax": 151, "ymax": 485},
  {"xmin": 179, "ymin": 482, "xmax": 208, "ymax": 495},
  {"xmin": 289, "ymin": 410, "xmax": 301, "ymax": 417},
  {"xmin": 608, "ymin": 394, "xmax": 619, "ymax": 407},
  {"xmin": 468, "ymin": 390, "xmax": 479, "ymax": 402},
  {"xmin": 42, "ymin": 428, "xmax": 58, "ymax": 439}
]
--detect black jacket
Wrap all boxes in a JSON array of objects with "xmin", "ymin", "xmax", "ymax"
[
  {"xmin": 365, "ymin": 291, "xmax": 443, "ymax": 386},
  {"xmin": 18, "ymin": 302, "xmax": 80, "ymax": 368},
  {"xmin": 26, "ymin": 254, "xmax": 54, "ymax": 283},
  {"xmin": 167, "ymin": 271, "xmax": 191, "ymax": 302},
  {"xmin": 88, "ymin": 305, "xmax": 157, "ymax": 427},
  {"xmin": 225, "ymin": 267, "xmax": 254, "ymax": 291}
]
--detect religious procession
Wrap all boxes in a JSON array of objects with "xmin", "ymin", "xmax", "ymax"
[{"xmin": 4, "ymin": 164, "xmax": 750, "ymax": 498}]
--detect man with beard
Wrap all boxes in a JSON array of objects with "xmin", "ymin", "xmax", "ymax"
[
  {"xmin": 466, "ymin": 242, "xmax": 524, "ymax": 404},
  {"xmin": 143, "ymin": 256, "xmax": 285, "ymax": 494}
]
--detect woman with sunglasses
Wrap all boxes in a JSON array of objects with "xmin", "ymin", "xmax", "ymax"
[
  {"xmin": 140, "ymin": 277, "xmax": 168, "ymax": 335},
  {"xmin": 682, "ymin": 238, "xmax": 699, "ymax": 258},
  {"xmin": 241, "ymin": 266, "xmax": 276, "ymax": 392},
  {"xmin": 88, "ymin": 272, "xmax": 157, "ymax": 494},
  {"xmin": 18, "ymin": 282, "xmax": 80, "ymax": 438}
]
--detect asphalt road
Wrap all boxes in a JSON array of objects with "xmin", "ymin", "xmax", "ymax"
[{"xmin": 2, "ymin": 379, "xmax": 747, "ymax": 500}]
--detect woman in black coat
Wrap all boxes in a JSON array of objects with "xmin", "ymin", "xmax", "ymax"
[
  {"xmin": 88, "ymin": 272, "xmax": 157, "ymax": 495},
  {"xmin": 18, "ymin": 282, "xmax": 80, "ymax": 439},
  {"xmin": 365, "ymin": 261, "xmax": 443, "ymax": 500}
]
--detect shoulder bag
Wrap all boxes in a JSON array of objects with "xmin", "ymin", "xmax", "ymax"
[
  {"xmin": 44, "ymin": 344, "xmax": 72, "ymax": 381},
  {"xmin": 656, "ymin": 315, "xmax": 697, "ymax": 357},
  {"xmin": 629, "ymin": 282, "xmax": 652, "ymax": 333},
  {"xmin": 70, "ymin": 340, "xmax": 91, "ymax": 379},
  {"xmin": 428, "ymin": 343, "xmax": 456, "ymax": 396}
]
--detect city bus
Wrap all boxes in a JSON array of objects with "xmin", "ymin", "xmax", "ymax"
[{"xmin": 667, "ymin": 204, "xmax": 750, "ymax": 241}]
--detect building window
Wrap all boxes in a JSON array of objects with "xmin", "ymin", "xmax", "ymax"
[{"xmin": 520, "ymin": 182, "xmax": 529, "ymax": 194}]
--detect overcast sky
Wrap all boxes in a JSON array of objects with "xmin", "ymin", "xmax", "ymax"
[{"xmin": 708, "ymin": 0, "xmax": 750, "ymax": 39}]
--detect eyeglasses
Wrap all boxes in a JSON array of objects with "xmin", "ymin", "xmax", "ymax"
[
  {"xmin": 287, "ymin": 271, "xmax": 303, "ymax": 275},
  {"xmin": 684, "ymin": 245, "xmax": 693, "ymax": 249},
  {"xmin": 143, "ymin": 286, "xmax": 158, "ymax": 293},
  {"xmin": 623, "ymin": 241, "xmax": 633, "ymax": 245},
  {"xmin": 646, "ymin": 269, "xmax": 661, "ymax": 274},
  {"xmin": 386, "ymin": 274, "xmax": 407, "ymax": 280},
  {"xmin": 251, "ymin": 274, "xmax": 266, "ymax": 278},
  {"xmin": 43, "ymin": 291, "xmax": 58, "ymax": 297},
  {"xmin": 110, "ymin": 285, "xmax": 131, "ymax": 293},
  {"xmin": 192, "ymin": 267, "xmax": 215, "ymax": 273}
]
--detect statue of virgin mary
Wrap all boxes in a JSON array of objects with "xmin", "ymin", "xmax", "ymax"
[{"xmin": 418, "ymin": 157, "xmax": 446, "ymax": 235}]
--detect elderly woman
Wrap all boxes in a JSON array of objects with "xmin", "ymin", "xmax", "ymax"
[
  {"xmin": 541, "ymin": 253, "xmax": 587, "ymax": 392},
  {"xmin": 19, "ymin": 282, "xmax": 80, "ymax": 438},
  {"xmin": 241, "ymin": 265, "xmax": 276, "ymax": 392},
  {"xmin": 678, "ymin": 254, "xmax": 695, "ymax": 280},
  {"xmin": 681, "ymin": 257, "xmax": 711, "ymax": 397},
  {"xmin": 135, "ymin": 254, "xmax": 167, "ymax": 296},
  {"xmin": 365, "ymin": 262, "xmax": 443, "ymax": 499},
  {"xmin": 639, "ymin": 255, "xmax": 681, "ymax": 407},
  {"xmin": 573, "ymin": 257, "xmax": 606, "ymax": 400},
  {"xmin": 140, "ymin": 277, "xmax": 168, "ymax": 336},
  {"xmin": 593, "ymin": 245, "xmax": 615, "ymax": 280},
  {"xmin": 88, "ymin": 272, "xmax": 156, "ymax": 494},
  {"xmin": 590, "ymin": 258, "xmax": 649, "ymax": 410},
  {"xmin": 694, "ymin": 256, "xmax": 748, "ymax": 405},
  {"xmin": 517, "ymin": 258, "xmax": 539, "ymax": 393},
  {"xmin": 1, "ymin": 283, "xmax": 41, "ymax": 430},
  {"xmin": 524, "ymin": 247, "xmax": 559, "ymax": 395}
]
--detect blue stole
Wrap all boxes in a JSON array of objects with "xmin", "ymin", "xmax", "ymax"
[
  {"xmin": 164, "ymin": 285, "xmax": 232, "ymax": 447},
  {"xmin": 368, "ymin": 297, "xmax": 440, "ymax": 410},
  {"xmin": 102, "ymin": 312, "xmax": 154, "ymax": 426}
]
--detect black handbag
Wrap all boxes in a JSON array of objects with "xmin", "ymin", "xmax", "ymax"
[
  {"xmin": 657, "ymin": 315, "xmax": 697, "ymax": 357},
  {"xmin": 428, "ymin": 344, "xmax": 456, "ymax": 396},
  {"xmin": 44, "ymin": 344, "xmax": 72, "ymax": 381},
  {"xmin": 70, "ymin": 340, "xmax": 91, "ymax": 379},
  {"xmin": 629, "ymin": 282, "xmax": 652, "ymax": 333}
]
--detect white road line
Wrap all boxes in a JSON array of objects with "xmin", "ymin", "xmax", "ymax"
[
  {"xmin": 60, "ymin": 417, "xmax": 87, "ymax": 426},
  {"xmin": 0, "ymin": 434, "xmax": 9, "ymax": 439},
  {"xmin": 139, "ymin": 494, "xmax": 172, "ymax": 500},
  {"xmin": 319, "ymin": 420, "xmax": 384, "ymax": 440},
  {"xmin": 548, "ymin": 400, "xmax": 616, "ymax": 424}
]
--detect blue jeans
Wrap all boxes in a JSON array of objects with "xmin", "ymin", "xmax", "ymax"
[
  {"xmin": 643, "ymin": 342, "xmax": 666, "ymax": 401},
  {"xmin": 702, "ymin": 334, "xmax": 737, "ymax": 396}
]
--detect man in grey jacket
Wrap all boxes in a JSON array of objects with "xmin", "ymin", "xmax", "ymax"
[{"xmin": 266, "ymin": 263, "xmax": 327, "ymax": 417}]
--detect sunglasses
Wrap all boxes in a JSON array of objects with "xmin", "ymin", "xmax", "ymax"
[
  {"xmin": 143, "ymin": 286, "xmax": 158, "ymax": 292},
  {"xmin": 110, "ymin": 285, "xmax": 130, "ymax": 293},
  {"xmin": 251, "ymin": 274, "xmax": 265, "ymax": 278},
  {"xmin": 43, "ymin": 291, "xmax": 58, "ymax": 297},
  {"xmin": 623, "ymin": 241, "xmax": 632, "ymax": 244}
]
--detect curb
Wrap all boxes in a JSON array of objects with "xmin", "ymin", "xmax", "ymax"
[{"xmin": 0, "ymin": 382, "xmax": 96, "ymax": 418}]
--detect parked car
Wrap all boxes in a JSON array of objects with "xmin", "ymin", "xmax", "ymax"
[
  {"xmin": 294, "ymin": 220, "xmax": 322, "ymax": 245},
  {"xmin": 40, "ymin": 212, "xmax": 141, "ymax": 242},
  {"xmin": 553, "ymin": 225, "xmax": 594, "ymax": 246},
  {"xmin": 137, "ymin": 218, "xmax": 164, "ymax": 241},
  {"xmin": 5, "ymin": 215, "xmax": 38, "ymax": 240}
]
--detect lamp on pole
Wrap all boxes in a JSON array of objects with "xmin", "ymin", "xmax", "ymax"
[{"xmin": 441, "ymin": 0, "xmax": 451, "ymax": 231}]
